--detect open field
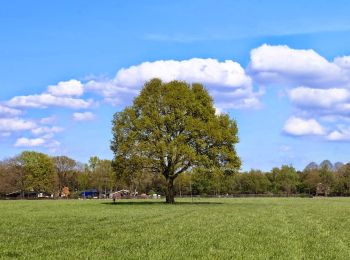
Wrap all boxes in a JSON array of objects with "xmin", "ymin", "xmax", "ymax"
[{"xmin": 0, "ymin": 198, "xmax": 350, "ymax": 259}]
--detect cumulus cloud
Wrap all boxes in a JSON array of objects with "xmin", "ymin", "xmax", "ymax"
[
  {"xmin": 86, "ymin": 80, "xmax": 139, "ymax": 106},
  {"xmin": 283, "ymin": 116, "xmax": 325, "ymax": 136},
  {"xmin": 249, "ymin": 44, "xmax": 348, "ymax": 88},
  {"xmin": 286, "ymin": 84, "xmax": 350, "ymax": 142},
  {"xmin": 0, "ymin": 112, "xmax": 65, "ymax": 151},
  {"xmin": 0, "ymin": 118, "xmax": 36, "ymax": 132},
  {"xmin": 72, "ymin": 112, "xmax": 95, "ymax": 121},
  {"xmin": 7, "ymin": 94, "xmax": 93, "ymax": 109},
  {"xmin": 289, "ymin": 87, "xmax": 350, "ymax": 111},
  {"xmin": 326, "ymin": 126, "xmax": 350, "ymax": 141},
  {"xmin": 248, "ymin": 44, "xmax": 350, "ymax": 141},
  {"xmin": 0, "ymin": 116, "xmax": 63, "ymax": 150},
  {"xmin": 5, "ymin": 79, "xmax": 91, "ymax": 110},
  {"xmin": 31, "ymin": 126, "xmax": 63, "ymax": 136},
  {"xmin": 115, "ymin": 58, "xmax": 252, "ymax": 88},
  {"xmin": 14, "ymin": 137, "xmax": 46, "ymax": 147},
  {"xmin": 6, "ymin": 45, "xmax": 350, "ymax": 145},
  {"xmin": 86, "ymin": 58, "xmax": 261, "ymax": 110},
  {"xmin": 40, "ymin": 116, "xmax": 57, "ymax": 125},
  {"xmin": 327, "ymin": 131, "xmax": 350, "ymax": 141},
  {"xmin": 0, "ymin": 104, "xmax": 22, "ymax": 117},
  {"xmin": 14, "ymin": 136, "xmax": 61, "ymax": 148},
  {"xmin": 47, "ymin": 79, "xmax": 84, "ymax": 97},
  {"xmin": 334, "ymin": 56, "xmax": 350, "ymax": 70}
]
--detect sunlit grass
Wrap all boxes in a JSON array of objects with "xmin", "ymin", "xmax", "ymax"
[{"xmin": 0, "ymin": 198, "xmax": 349, "ymax": 259}]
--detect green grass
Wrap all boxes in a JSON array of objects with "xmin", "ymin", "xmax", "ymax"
[{"xmin": 0, "ymin": 198, "xmax": 350, "ymax": 259}]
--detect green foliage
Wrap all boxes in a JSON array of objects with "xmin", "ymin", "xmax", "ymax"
[
  {"xmin": 2, "ymin": 149, "xmax": 350, "ymax": 197},
  {"xmin": 300, "ymin": 169, "xmax": 321, "ymax": 194},
  {"xmin": 111, "ymin": 79, "xmax": 241, "ymax": 203},
  {"xmin": 335, "ymin": 163, "xmax": 350, "ymax": 195},
  {"xmin": 52, "ymin": 155, "xmax": 79, "ymax": 195},
  {"xmin": 319, "ymin": 164, "xmax": 335, "ymax": 186},
  {"xmin": 238, "ymin": 170, "xmax": 271, "ymax": 194},
  {"xmin": 268, "ymin": 165, "xmax": 299, "ymax": 194},
  {"xmin": 191, "ymin": 169, "xmax": 212, "ymax": 195},
  {"xmin": 0, "ymin": 160, "xmax": 18, "ymax": 194},
  {"xmin": 17, "ymin": 151, "xmax": 55, "ymax": 194},
  {"xmin": 318, "ymin": 164, "xmax": 335, "ymax": 196},
  {"xmin": 76, "ymin": 171, "xmax": 91, "ymax": 191},
  {"xmin": 86, "ymin": 157, "xmax": 116, "ymax": 195}
]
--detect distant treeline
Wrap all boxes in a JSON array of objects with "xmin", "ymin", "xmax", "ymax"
[{"xmin": 1, "ymin": 151, "xmax": 350, "ymax": 198}]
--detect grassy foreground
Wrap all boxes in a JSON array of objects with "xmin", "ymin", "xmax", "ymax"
[{"xmin": 0, "ymin": 198, "xmax": 350, "ymax": 259}]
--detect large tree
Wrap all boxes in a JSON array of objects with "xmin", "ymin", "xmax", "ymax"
[
  {"xmin": 239, "ymin": 170, "xmax": 270, "ymax": 194},
  {"xmin": 53, "ymin": 156, "xmax": 79, "ymax": 196},
  {"xmin": 0, "ymin": 160, "xmax": 18, "ymax": 195},
  {"xmin": 8, "ymin": 151, "xmax": 56, "ymax": 196},
  {"xmin": 335, "ymin": 163, "xmax": 350, "ymax": 195},
  {"xmin": 111, "ymin": 79, "xmax": 241, "ymax": 203},
  {"xmin": 271, "ymin": 165, "xmax": 299, "ymax": 195},
  {"xmin": 87, "ymin": 157, "xmax": 116, "ymax": 197}
]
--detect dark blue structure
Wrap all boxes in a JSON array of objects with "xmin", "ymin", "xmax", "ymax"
[{"xmin": 80, "ymin": 189, "xmax": 98, "ymax": 198}]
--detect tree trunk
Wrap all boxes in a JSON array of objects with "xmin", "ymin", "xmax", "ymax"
[{"xmin": 165, "ymin": 178, "xmax": 175, "ymax": 204}]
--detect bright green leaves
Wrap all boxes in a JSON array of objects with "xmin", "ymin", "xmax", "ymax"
[
  {"xmin": 111, "ymin": 78, "xmax": 241, "ymax": 182},
  {"xmin": 18, "ymin": 151, "xmax": 56, "ymax": 194}
]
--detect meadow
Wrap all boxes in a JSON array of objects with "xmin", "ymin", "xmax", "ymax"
[{"xmin": 0, "ymin": 198, "xmax": 350, "ymax": 259}]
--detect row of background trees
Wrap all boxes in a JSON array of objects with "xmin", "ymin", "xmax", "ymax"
[
  {"xmin": 1, "ymin": 151, "xmax": 350, "ymax": 198},
  {"xmin": 0, "ymin": 151, "xmax": 117, "ymax": 198}
]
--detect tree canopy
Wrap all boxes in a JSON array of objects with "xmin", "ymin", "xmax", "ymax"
[
  {"xmin": 111, "ymin": 78, "xmax": 241, "ymax": 203},
  {"xmin": 1, "ymin": 151, "xmax": 350, "ymax": 198},
  {"xmin": 53, "ymin": 155, "xmax": 78, "ymax": 195},
  {"xmin": 14, "ymin": 151, "xmax": 56, "ymax": 195}
]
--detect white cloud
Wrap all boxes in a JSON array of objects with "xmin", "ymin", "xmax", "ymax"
[
  {"xmin": 14, "ymin": 137, "xmax": 46, "ymax": 147},
  {"xmin": 289, "ymin": 87, "xmax": 350, "ymax": 109},
  {"xmin": 11, "ymin": 122, "xmax": 62, "ymax": 149},
  {"xmin": 40, "ymin": 116, "xmax": 57, "ymax": 125},
  {"xmin": 5, "ymin": 78, "xmax": 91, "ymax": 110},
  {"xmin": 327, "ymin": 130, "xmax": 350, "ymax": 141},
  {"xmin": 7, "ymin": 93, "xmax": 93, "ymax": 109},
  {"xmin": 0, "ymin": 104, "xmax": 22, "ymax": 116},
  {"xmin": 86, "ymin": 58, "xmax": 261, "ymax": 110},
  {"xmin": 14, "ymin": 136, "xmax": 61, "ymax": 148},
  {"xmin": 72, "ymin": 112, "xmax": 95, "ymax": 121},
  {"xmin": 47, "ymin": 79, "xmax": 84, "ymax": 97},
  {"xmin": 327, "ymin": 126, "xmax": 350, "ymax": 141},
  {"xmin": 0, "ymin": 115, "xmax": 63, "ymax": 150},
  {"xmin": 115, "ymin": 58, "xmax": 252, "ymax": 88},
  {"xmin": 334, "ymin": 56, "xmax": 350, "ymax": 70},
  {"xmin": 31, "ymin": 126, "xmax": 63, "ymax": 136},
  {"xmin": 249, "ymin": 44, "xmax": 347, "ymax": 88},
  {"xmin": 283, "ymin": 116, "xmax": 325, "ymax": 136},
  {"xmin": 86, "ymin": 80, "xmax": 139, "ymax": 106},
  {"xmin": 248, "ymin": 45, "xmax": 350, "ymax": 140},
  {"xmin": 0, "ymin": 118, "xmax": 36, "ymax": 132}
]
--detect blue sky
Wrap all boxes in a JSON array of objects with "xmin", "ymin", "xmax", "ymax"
[{"xmin": 1, "ymin": 0, "xmax": 350, "ymax": 171}]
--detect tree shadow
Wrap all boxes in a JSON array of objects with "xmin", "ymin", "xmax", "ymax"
[{"xmin": 101, "ymin": 200, "xmax": 223, "ymax": 206}]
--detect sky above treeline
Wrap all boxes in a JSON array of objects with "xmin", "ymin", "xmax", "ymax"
[{"xmin": 1, "ymin": 0, "xmax": 350, "ymax": 171}]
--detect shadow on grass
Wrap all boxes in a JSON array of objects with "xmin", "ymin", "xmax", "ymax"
[{"xmin": 101, "ymin": 201, "xmax": 223, "ymax": 206}]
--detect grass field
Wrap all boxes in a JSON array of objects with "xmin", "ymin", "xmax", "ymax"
[{"xmin": 0, "ymin": 198, "xmax": 350, "ymax": 259}]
